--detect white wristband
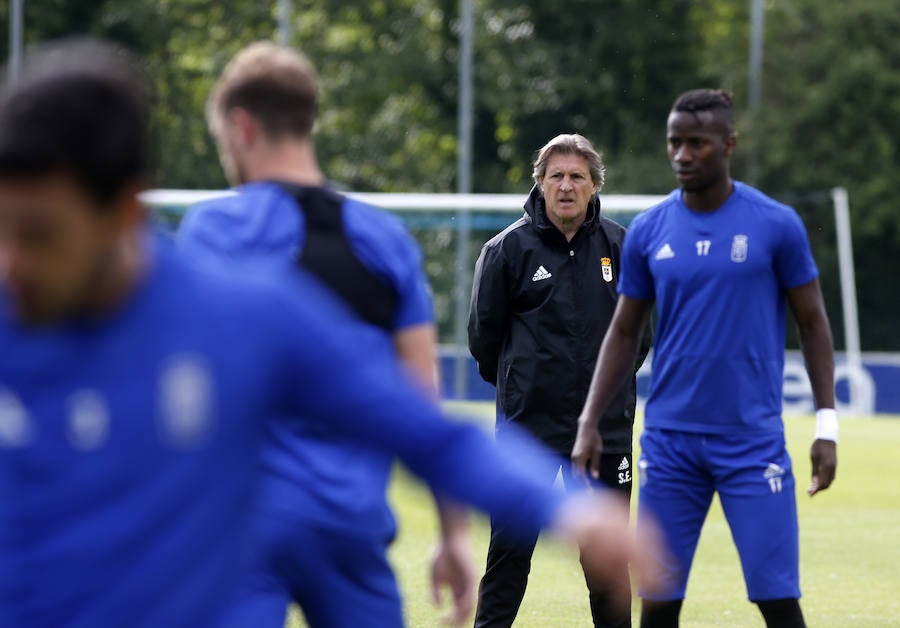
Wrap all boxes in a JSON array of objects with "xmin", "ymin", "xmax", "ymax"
[{"xmin": 814, "ymin": 408, "xmax": 839, "ymax": 443}]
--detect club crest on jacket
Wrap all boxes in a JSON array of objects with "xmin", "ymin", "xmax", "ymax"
[{"xmin": 601, "ymin": 257, "xmax": 613, "ymax": 282}]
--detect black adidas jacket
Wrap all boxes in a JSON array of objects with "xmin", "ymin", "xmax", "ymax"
[{"xmin": 468, "ymin": 185, "xmax": 650, "ymax": 455}]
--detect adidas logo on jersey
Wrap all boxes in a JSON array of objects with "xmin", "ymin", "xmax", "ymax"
[
  {"xmin": 618, "ymin": 457, "xmax": 630, "ymax": 471},
  {"xmin": 532, "ymin": 265, "xmax": 552, "ymax": 282},
  {"xmin": 654, "ymin": 243, "xmax": 675, "ymax": 260}
]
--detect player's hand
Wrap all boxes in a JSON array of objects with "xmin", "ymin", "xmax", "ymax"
[
  {"xmin": 571, "ymin": 416, "xmax": 604, "ymax": 484},
  {"xmin": 551, "ymin": 491, "xmax": 668, "ymax": 613},
  {"xmin": 430, "ymin": 530, "xmax": 476, "ymax": 625},
  {"xmin": 808, "ymin": 438, "xmax": 837, "ymax": 496}
]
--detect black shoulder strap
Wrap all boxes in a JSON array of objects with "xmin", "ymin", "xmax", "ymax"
[{"xmin": 276, "ymin": 182, "xmax": 399, "ymax": 331}]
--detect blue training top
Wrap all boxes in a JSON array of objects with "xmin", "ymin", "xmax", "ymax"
[
  {"xmin": 619, "ymin": 181, "xmax": 819, "ymax": 434},
  {"xmin": 0, "ymin": 242, "xmax": 564, "ymax": 627},
  {"xmin": 177, "ymin": 181, "xmax": 433, "ymax": 538}
]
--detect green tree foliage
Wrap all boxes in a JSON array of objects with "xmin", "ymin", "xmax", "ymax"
[
  {"xmin": 0, "ymin": 0, "xmax": 275, "ymax": 187},
  {"xmin": 289, "ymin": 0, "xmax": 460, "ymax": 192},
  {"xmin": 0, "ymin": 1, "xmax": 706, "ymax": 193},
  {"xmin": 693, "ymin": 0, "xmax": 900, "ymax": 349},
  {"xmin": 1, "ymin": 1, "xmax": 897, "ymax": 347},
  {"xmin": 472, "ymin": 0, "xmax": 703, "ymax": 194},
  {"xmin": 141, "ymin": 2, "xmax": 275, "ymax": 188}
]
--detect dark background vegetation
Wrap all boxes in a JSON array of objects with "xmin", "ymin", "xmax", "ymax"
[{"xmin": 2, "ymin": 0, "xmax": 897, "ymax": 348}]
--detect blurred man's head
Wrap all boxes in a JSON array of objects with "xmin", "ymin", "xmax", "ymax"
[
  {"xmin": 0, "ymin": 38, "xmax": 150, "ymax": 324},
  {"xmin": 667, "ymin": 89, "xmax": 735, "ymax": 193},
  {"xmin": 207, "ymin": 42, "xmax": 319, "ymax": 185},
  {"xmin": 532, "ymin": 134, "xmax": 605, "ymax": 232}
]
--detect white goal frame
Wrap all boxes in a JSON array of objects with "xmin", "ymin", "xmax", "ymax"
[{"xmin": 141, "ymin": 188, "xmax": 862, "ymax": 410}]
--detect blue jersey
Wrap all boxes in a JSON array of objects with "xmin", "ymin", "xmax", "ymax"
[
  {"xmin": 177, "ymin": 181, "xmax": 432, "ymax": 538},
  {"xmin": 0, "ymin": 244, "xmax": 563, "ymax": 627},
  {"xmin": 619, "ymin": 181, "xmax": 818, "ymax": 434}
]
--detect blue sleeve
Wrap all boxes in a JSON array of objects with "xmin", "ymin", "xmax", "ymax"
[
  {"xmin": 774, "ymin": 208, "xmax": 819, "ymax": 289},
  {"xmin": 342, "ymin": 202, "xmax": 434, "ymax": 330},
  {"xmin": 260, "ymin": 273, "xmax": 564, "ymax": 536},
  {"xmin": 617, "ymin": 217, "xmax": 654, "ymax": 300},
  {"xmin": 391, "ymin": 232, "xmax": 434, "ymax": 330}
]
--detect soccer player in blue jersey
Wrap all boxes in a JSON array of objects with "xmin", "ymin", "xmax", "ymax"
[
  {"xmin": 0, "ymin": 39, "xmax": 664, "ymax": 628},
  {"xmin": 176, "ymin": 42, "xmax": 475, "ymax": 627},
  {"xmin": 571, "ymin": 89, "xmax": 837, "ymax": 628}
]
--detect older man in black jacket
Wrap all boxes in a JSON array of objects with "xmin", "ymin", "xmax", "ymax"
[{"xmin": 468, "ymin": 134, "xmax": 650, "ymax": 628}]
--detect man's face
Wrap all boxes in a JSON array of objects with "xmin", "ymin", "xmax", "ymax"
[
  {"xmin": 215, "ymin": 122, "xmax": 249, "ymax": 187},
  {"xmin": 540, "ymin": 152, "xmax": 597, "ymax": 228},
  {"xmin": 212, "ymin": 108, "xmax": 266, "ymax": 187},
  {"xmin": 666, "ymin": 110, "xmax": 735, "ymax": 193},
  {"xmin": 0, "ymin": 173, "xmax": 122, "ymax": 324}
]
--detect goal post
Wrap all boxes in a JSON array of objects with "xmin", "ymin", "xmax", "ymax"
[
  {"xmin": 141, "ymin": 189, "xmax": 664, "ymax": 217},
  {"xmin": 140, "ymin": 188, "xmax": 864, "ymax": 411},
  {"xmin": 141, "ymin": 189, "xmax": 663, "ymax": 398},
  {"xmin": 831, "ymin": 187, "xmax": 868, "ymax": 415}
]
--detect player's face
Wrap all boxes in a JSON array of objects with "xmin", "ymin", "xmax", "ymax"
[
  {"xmin": 213, "ymin": 108, "xmax": 263, "ymax": 187},
  {"xmin": 0, "ymin": 173, "xmax": 124, "ymax": 324},
  {"xmin": 666, "ymin": 110, "xmax": 735, "ymax": 193},
  {"xmin": 215, "ymin": 125, "xmax": 249, "ymax": 187},
  {"xmin": 540, "ymin": 152, "xmax": 597, "ymax": 229}
]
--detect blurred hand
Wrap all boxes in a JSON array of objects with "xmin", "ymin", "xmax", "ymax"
[
  {"xmin": 430, "ymin": 532, "xmax": 477, "ymax": 625},
  {"xmin": 808, "ymin": 439, "xmax": 837, "ymax": 496},
  {"xmin": 551, "ymin": 490, "xmax": 668, "ymax": 614},
  {"xmin": 571, "ymin": 417, "xmax": 604, "ymax": 484}
]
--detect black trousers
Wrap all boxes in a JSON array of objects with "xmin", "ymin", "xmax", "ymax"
[{"xmin": 474, "ymin": 452, "xmax": 634, "ymax": 628}]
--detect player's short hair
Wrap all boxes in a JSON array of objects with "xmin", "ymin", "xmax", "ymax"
[
  {"xmin": 0, "ymin": 38, "xmax": 151, "ymax": 205},
  {"xmin": 207, "ymin": 42, "xmax": 319, "ymax": 141},
  {"xmin": 671, "ymin": 88, "xmax": 735, "ymax": 135},
  {"xmin": 532, "ymin": 134, "xmax": 605, "ymax": 189}
]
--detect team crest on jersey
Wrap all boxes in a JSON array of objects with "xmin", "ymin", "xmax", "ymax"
[
  {"xmin": 600, "ymin": 257, "xmax": 613, "ymax": 282},
  {"xmin": 158, "ymin": 353, "xmax": 215, "ymax": 449},
  {"xmin": 0, "ymin": 388, "xmax": 32, "ymax": 448},
  {"xmin": 67, "ymin": 389, "xmax": 110, "ymax": 451},
  {"xmin": 730, "ymin": 234, "xmax": 749, "ymax": 263}
]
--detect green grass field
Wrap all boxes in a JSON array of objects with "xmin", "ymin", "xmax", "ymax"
[{"xmin": 289, "ymin": 405, "xmax": 900, "ymax": 627}]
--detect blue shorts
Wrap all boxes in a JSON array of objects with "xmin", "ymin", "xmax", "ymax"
[
  {"xmin": 219, "ymin": 513, "xmax": 403, "ymax": 628},
  {"xmin": 637, "ymin": 428, "xmax": 800, "ymax": 602}
]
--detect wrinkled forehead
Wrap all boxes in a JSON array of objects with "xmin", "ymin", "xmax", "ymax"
[
  {"xmin": 544, "ymin": 151, "xmax": 591, "ymax": 174},
  {"xmin": 666, "ymin": 109, "xmax": 731, "ymax": 137}
]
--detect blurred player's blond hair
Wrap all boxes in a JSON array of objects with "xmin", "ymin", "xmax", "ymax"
[{"xmin": 206, "ymin": 42, "xmax": 318, "ymax": 141}]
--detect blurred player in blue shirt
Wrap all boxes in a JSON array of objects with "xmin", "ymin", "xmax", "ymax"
[
  {"xmin": 0, "ymin": 39, "xmax": 663, "ymax": 628},
  {"xmin": 177, "ymin": 42, "xmax": 474, "ymax": 626},
  {"xmin": 572, "ymin": 89, "xmax": 837, "ymax": 628}
]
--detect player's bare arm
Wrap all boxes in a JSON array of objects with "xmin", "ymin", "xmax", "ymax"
[
  {"xmin": 395, "ymin": 323, "xmax": 475, "ymax": 624},
  {"xmin": 572, "ymin": 295, "xmax": 653, "ymax": 480},
  {"xmin": 786, "ymin": 278, "xmax": 837, "ymax": 496},
  {"xmin": 550, "ymin": 490, "xmax": 667, "ymax": 611},
  {"xmin": 394, "ymin": 323, "xmax": 441, "ymax": 396}
]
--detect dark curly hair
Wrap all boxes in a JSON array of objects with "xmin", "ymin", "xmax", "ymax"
[
  {"xmin": 0, "ymin": 38, "xmax": 151, "ymax": 206},
  {"xmin": 671, "ymin": 88, "xmax": 734, "ymax": 135}
]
